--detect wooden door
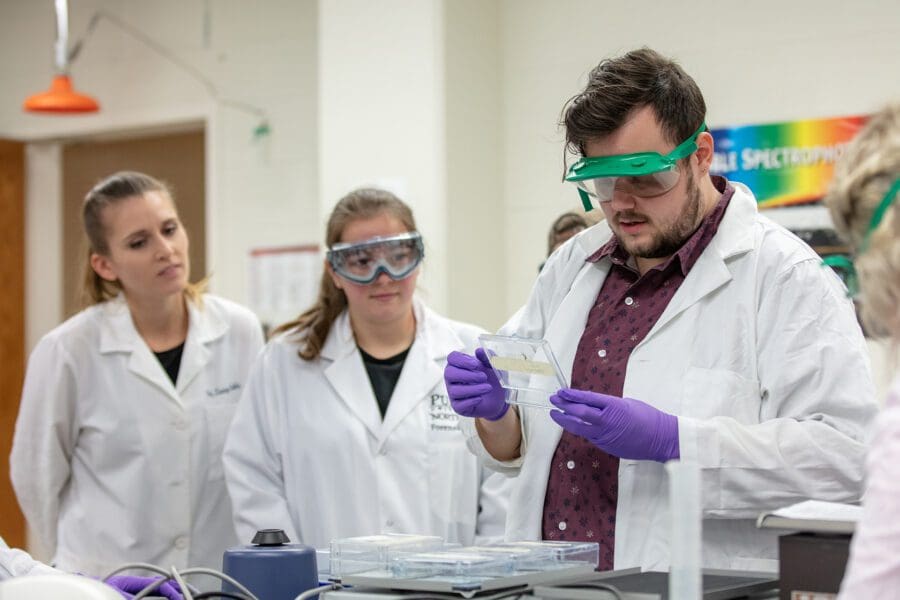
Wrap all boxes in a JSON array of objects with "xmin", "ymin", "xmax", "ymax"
[
  {"xmin": 0, "ymin": 139, "xmax": 27, "ymax": 548},
  {"xmin": 62, "ymin": 129, "xmax": 206, "ymax": 318}
]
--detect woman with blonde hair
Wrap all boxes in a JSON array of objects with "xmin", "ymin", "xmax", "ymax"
[
  {"xmin": 11, "ymin": 171, "xmax": 264, "ymax": 578},
  {"xmin": 823, "ymin": 103, "xmax": 900, "ymax": 598},
  {"xmin": 224, "ymin": 187, "xmax": 508, "ymax": 549}
]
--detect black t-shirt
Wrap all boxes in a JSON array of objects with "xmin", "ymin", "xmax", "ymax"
[
  {"xmin": 358, "ymin": 345, "xmax": 411, "ymax": 418},
  {"xmin": 154, "ymin": 342, "xmax": 185, "ymax": 386}
]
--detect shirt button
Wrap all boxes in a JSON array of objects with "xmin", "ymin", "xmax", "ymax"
[
  {"xmin": 597, "ymin": 349, "xmax": 607, "ymax": 358},
  {"xmin": 558, "ymin": 521, "xmax": 567, "ymax": 531},
  {"xmin": 624, "ymin": 297, "xmax": 634, "ymax": 306},
  {"xmin": 174, "ymin": 418, "xmax": 188, "ymax": 430},
  {"xmin": 175, "ymin": 536, "xmax": 188, "ymax": 550},
  {"xmin": 567, "ymin": 460, "xmax": 575, "ymax": 470},
  {"xmin": 386, "ymin": 519, "xmax": 395, "ymax": 528}
]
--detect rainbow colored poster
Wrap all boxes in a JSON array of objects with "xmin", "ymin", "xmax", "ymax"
[{"xmin": 709, "ymin": 115, "xmax": 868, "ymax": 209}]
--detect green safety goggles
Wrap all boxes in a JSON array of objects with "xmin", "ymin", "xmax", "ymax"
[
  {"xmin": 822, "ymin": 178, "xmax": 900, "ymax": 298},
  {"xmin": 565, "ymin": 122, "xmax": 707, "ymax": 211}
]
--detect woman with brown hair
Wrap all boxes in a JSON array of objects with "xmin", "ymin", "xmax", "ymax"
[
  {"xmin": 223, "ymin": 187, "xmax": 508, "ymax": 550},
  {"xmin": 11, "ymin": 171, "xmax": 264, "ymax": 578}
]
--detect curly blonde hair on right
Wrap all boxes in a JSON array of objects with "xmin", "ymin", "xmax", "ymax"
[{"xmin": 824, "ymin": 102, "xmax": 900, "ymax": 338}]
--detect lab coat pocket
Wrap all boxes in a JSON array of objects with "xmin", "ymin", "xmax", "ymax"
[
  {"xmin": 426, "ymin": 438, "xmax": 479, "ymax": 543},
  {"xmin": 682, "ymin": 367, "xmax": 761, "ymax": 423},
  {"xmin": 204, "ymin": 402, "xmax": 238, "ymax": 481}
]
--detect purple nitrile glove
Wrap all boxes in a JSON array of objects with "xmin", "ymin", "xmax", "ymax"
[
  {"xmin": 444, "ymin": 348, "xmax": 509, "ymax": 421},
  {"xmin": 104, "ymin": 575, "xmax": 184, "ymax": 600},
  {"xmin": 549, "ymin": 388, "xmax": 679, "ymax": 462}
]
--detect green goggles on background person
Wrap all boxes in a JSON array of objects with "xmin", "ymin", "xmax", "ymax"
[
  {"xmin": 565, "ymin": 122, "xmax": 707, "ymax": 211},
  {"xmin": 822, "ymin": 178, "xmax": 900, "ymax": 298},
  {"xmin": 327, "ymin": 231, "xmax": 424, "ymax": 285}
]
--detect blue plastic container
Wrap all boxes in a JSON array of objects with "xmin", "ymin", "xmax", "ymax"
[{"xmin": 222, "ymin": 529, "xmax": 319, "ymax": 600}]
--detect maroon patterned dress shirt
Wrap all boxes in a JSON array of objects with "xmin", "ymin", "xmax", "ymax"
[{"xmin": 541, "ymin": 177, "xmax": 735, "ymax": 570}]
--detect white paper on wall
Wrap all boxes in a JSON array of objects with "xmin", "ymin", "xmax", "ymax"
[{"xmin": 248, "ymin": 244, "xmax": 323, "ymax": 334}]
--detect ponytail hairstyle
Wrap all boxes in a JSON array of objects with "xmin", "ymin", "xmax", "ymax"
[
  {"xmin": 273, "ymin": 188, "xmax": 417, "ymax": 360},
  {"xmin": 81, "ymin": 170, "xmax": 206, "ymax": 307}
]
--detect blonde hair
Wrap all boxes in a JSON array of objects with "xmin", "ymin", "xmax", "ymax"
[
  {"xmin": 547, "ymin": 211, "xmax": 588, "ymax": 256},
  {"xmin": 824, "ymin": 103, "xmax": 900, "ymax": 338},
  {"xmin": 273, "ymin": 188, "xmax": 417, "ymax": 360},
  {"xmin": 81, "ymin": 170, "xmax": 206, "ymax": 307}
]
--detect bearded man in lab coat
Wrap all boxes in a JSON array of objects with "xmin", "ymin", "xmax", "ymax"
[{"xmin": 444, "ymin": 47, "xmax": 876, "ymax": 573}]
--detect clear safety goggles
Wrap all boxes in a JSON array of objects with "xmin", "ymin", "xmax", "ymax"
[
  {"xmin": 822, "ymin": 178, "xmax": 900, "ymax": 298},
  {"xmin": 327, "ymin": 231, "xmax": 424, "ymax": 285},
  {"xmin": 565, "ymin": 122, "xmax": 707, "ymax": 211}
]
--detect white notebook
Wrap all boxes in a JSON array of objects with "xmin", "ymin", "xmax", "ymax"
[{"xmin": 756, "ymin": 500, "xmax": 861, "ymax": 534}]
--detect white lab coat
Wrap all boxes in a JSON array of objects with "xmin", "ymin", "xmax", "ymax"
[
  {"xmin": 10, "ymin": 294, "xmax": 264, "ymax": 576},
  {"xmin": 0, "ymin": 536, "xmax": 58, "ymax": 580},
  {"xmin": 461, "ymin": 183, "xmax": 876, "ymax": 572},
  {"xmin": 223, "ymin": 299, "xmax": 510, "ymax": 549}
]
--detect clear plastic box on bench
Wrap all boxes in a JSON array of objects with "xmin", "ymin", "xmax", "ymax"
[
  {"xmin": 497, "ymin": 541, "xmax": 599, "ymax": 569},
  {"xmin": 390, "ymin": 549, "xmax": 515, "ymax": 579},
  {"xmin": 329, "ymin": 533, "xmax": 444, "ymax": 577}
]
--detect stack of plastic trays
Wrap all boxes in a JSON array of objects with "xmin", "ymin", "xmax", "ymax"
[
  {"xmin": 329, "ymin": 534, "xmax": 444, "ymax": 578},
  {"xmin": 452, "ymin": 544, "xmax": 555, "ymax": 572},
  {"xmin": 497, "ymin": 541, "xmax": 600, "ymax": 570},
  {"xmin": 390, "ymin": 549, "xmax": 515, "ymax": 580}
]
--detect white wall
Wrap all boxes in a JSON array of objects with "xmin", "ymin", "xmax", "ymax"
[
  {"xmin": 2, "ymin": 0, "xmax": 899, "ymax": 560},
  {"xmin": 2, "ymin": 0, "xmax": 899, "ymax": 335},
  {"xmin": 24, "ymin": 144, "xmax": 63, "ymax": 352},
  {"xmin": 498, "ymin": 0, "xmax": 900, "ymax": 314},
  {"xmin": 444, "ymin": 0, "xmax": 505, "ymax": 330},
  {"xmin": 1, "ymin": 0, "xmax": 319, "ymax": 342},
  {"xmin": 318, "ymin": 0, "xmax": 448, "ymax": 312},
  {"xmin": 318, "ymin": 0, "xmax": 507, "ymax": 328}
]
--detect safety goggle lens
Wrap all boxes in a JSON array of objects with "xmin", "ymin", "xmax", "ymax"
[
  {"xmin": 340, "ymin": 244, "xmax": 418, "ymax": 276},
  {"xmin": 328, "ymin": 232, "xmax": 424, "ymax": 284},
  {"xmin": 575, "ymin": 169, "xmax": 682, "ymax": 204}
]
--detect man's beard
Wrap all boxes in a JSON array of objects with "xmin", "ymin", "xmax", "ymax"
[{"xmin": 621, "ymin": 169, "xmax": 703, "ymax": 260}]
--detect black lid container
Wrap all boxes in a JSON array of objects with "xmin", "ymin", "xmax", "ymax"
[{"xmin": 222, "ymin": 529, "xmax": 319, "ymax": 600}]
